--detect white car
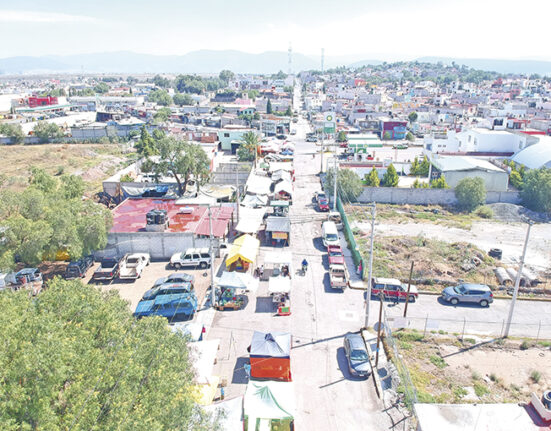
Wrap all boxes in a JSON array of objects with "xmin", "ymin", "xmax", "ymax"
[
  {"xmin": 170, "ymin": 248, "xmax": 211, "ymax": 269},
  {"xmin": 118, "ymin": 253, "xmax": 150, "ymax": 280}
]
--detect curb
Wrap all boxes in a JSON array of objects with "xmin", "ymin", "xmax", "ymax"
[
  {"xmin": 418, "ymin": 290, "xmax": 551, "ymax": 302},
  {"xmin": 361, "ymin": 328, "xmax": 383, "ymax": 399},
  {"xmin": 349, "ymin": 281, "xmax": 366, "ymax": 290}
]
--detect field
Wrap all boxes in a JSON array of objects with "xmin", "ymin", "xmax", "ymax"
[
  {"xmin": 390, "ymin": 329, "xmax": 551, "ymax": 404},
  {"xmin": 0, "ymin": 143, "xmax": 137, "ymax": 195}
]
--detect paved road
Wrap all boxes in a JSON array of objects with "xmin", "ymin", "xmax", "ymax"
[{"xmin": 208, "ymin": 86, "xmax": 392, "ymax": 430}]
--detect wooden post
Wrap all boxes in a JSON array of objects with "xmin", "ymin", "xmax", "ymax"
[{"xmin": 403, "ymin": 261, "xmax": 415, "ymax": 318}]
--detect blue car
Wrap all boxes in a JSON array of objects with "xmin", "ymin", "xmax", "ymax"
[{"xmin": 134, "ymin": 293, "xmax": 198, "ymax": 320}]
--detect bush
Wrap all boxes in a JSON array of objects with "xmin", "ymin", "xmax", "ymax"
[
  {"xmin": 382, "ymin": 164, "xmax": 399, "ymax": 187},
  {"xmin": 429, "ymin": 355, "xmax": 447, "ymax": 369},
  {"xmin": 474, "ymin": 205, "xmax": 493, "ymax": 219},
  {"xmin": 364, "ymin": 168, "xmax": 380, "ymax": 187},
  {"xmin": 120, "ymin": 173, "xmax": 134, "ymax": 182},
  {"xmin": 530, "ymin": 370, "xmax": 541, "ymax": 383},
  {"xmin": 474, "ymin": 382, "xmax": 490, "ymax": 397},
  {"xmin": 430, "ymin": 176, "xmax": 449, "ymax": 189},
  {"xmin": 520, "ymin": 167, "xmax": 551, "ymax": 213},
  {"xmin": 509, "ymin": 170, "xmax": 523, "ymax": 189},
  {"xmin": 455, "ymin": 177, "xmax": 486, "ymax": 212}
]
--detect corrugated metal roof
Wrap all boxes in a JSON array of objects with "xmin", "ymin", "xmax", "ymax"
[
  {"xmin": 265, "ymin": 216, "xmax": 291, "ymax": 233},
  {"xmin": 433, "ymin": 156, "xmax": 505, "ymax": 173}
]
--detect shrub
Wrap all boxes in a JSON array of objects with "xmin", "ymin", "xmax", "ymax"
[
  {"xmin": 474, "ymin": 382, "xmax": 490, "ymax": 397},
  {"xmin": 530, "ymin": 370, "xmax": 541, "ymax": 383},
  {"xmin": 430, "ymin": 355, "xmax": 447, "ymax": 369},
  {"xmin": 520, "ymin": 340, "xmax": 531, "ymax": 350},
  {"xmin": 455, "ymin": 177, "xmax": 486, "ymax": 212},
  {"xmin": 382, "ymin": 164, "xmax": 399, "ymax": 187},
  {"xmin": 475, "ymin": 205, "xmax": 493, "ymax": 219},
  {"xmin": 364, "ymin": 168, "xmax": 380, "ymax": 187},
  {"xmin": 520, "ymin": 167, "xmax": 551, "ymax": 213}
]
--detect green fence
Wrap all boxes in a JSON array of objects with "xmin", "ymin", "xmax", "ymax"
[{"xmin": 337, "ymin": 197, "xmax": 366, "ymax": 280}]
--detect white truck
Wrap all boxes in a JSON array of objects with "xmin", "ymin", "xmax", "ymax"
[
  {"xmin": 329, "ymin": 264, "xmax": 348, "ymax": 289},
  {"xmin": 118, "ymin": 253, "xmax": 150, "ymax": 280}
]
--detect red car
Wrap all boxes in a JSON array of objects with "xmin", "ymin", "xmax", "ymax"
[
  {"xmin": 371, "ymin": 277, "xmax": 418, "ymax": 302},
  {"xmin": 318, "ymin": 198, "xmax": 330, "ymax": 212},
  {"xmin": 327, "ymin": 245, "xmax": 344, "ymax": 265}
]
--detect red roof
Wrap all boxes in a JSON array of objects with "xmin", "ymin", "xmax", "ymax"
[{"xmin": 111, "ymin": 199, "xmax": 233, "ymax": 237}]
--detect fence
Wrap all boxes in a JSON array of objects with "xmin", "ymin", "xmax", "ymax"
[{"xmin": 337, "ymin": 196, "xmax": 366, "ymax": 279}]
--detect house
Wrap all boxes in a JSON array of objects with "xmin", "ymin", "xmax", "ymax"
[
  {"xmin": 379, "ymin": 119, "xmax": 408, "ymax": 140},
  {"xmin": 511, "ymin": 136, "xmax": 551, "ymax": 169},
  {"xmin": 217, "ymin": 125, "xmax": 256, "ymax": 152},
  {"xmin": 431, "ymin": 156, "xmax": 509, "ymax": 191}
]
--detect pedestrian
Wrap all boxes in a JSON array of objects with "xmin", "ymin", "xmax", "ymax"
[
  {"xmin": 244, "ymin": 363, "xmax": 251, "ymax": 379},
  {"xmin": 260, "ymin": 265, "xmax": 264, "ymax": 279},
  {"xmin": 220, "ymin": 386, "xmax": 225, "ymax": 400}
]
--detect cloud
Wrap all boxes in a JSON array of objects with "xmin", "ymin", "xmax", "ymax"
[{"xmin": 0, "ymin": 10, "xmax": 96, "ymax": 23}]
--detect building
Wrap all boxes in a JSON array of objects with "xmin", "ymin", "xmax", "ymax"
[
  {"xmin": 217, "ymin": 125, "xmax": 255, "ymax": 152},
  {"xmin": 28, "ymin": 95, "xmax": 58, "ymax": 108},
  {"xmin": 379, "ymin": 119, "xmax": 408, "ymax": 140},
  {"xmin": 431, "ymin": 156, "xmax": 509, "ymax": 191},
  {"xmin": 511, "ymin": 136, "xmax": 551, "ymax": 169}
]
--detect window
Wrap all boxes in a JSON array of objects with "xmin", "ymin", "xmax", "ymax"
[
  {"xmin": 223, "ymin": 133, "xmax": 230, "ymax": 138},
  {"xmin": 200, "ymin": 253, "xmax": 210, "ymax": 259},
  {"xmin": 192, "ymin": 254, "xmax": 200, "ymax": 260}
]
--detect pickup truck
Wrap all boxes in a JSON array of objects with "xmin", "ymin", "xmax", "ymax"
[
  {"xmin": 92, "ymin": 257, "xmax": 121, "ymax": 283},
  {"xmin": 133, "ymin": 292, "xmax": 198, "ymax": 320},
  {"xmin": 119, "ymin": 253, "xmax": 150, "ymax": 280},
  {"xmin": 327, "ymin": 245, "xmax": 345, "ymax": 265},
  {"xmin": 329, "ymin": 264, "xmax": 348, "ymax": 289}
]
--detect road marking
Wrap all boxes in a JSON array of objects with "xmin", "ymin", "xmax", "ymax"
[{"xmin": 338, "ymin": 310, "xmax": 358, "ymax": 322}]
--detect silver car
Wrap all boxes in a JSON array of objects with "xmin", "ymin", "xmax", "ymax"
[
  {"xmin": 343, "ymin": 333, "xmax": 371, "ymax": 377},
  {"xmin": 441, "ymin": 283, "xmax": 493, "ymax": 307}
]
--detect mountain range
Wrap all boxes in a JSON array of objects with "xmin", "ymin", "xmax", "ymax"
[{"xmin": 1, "ymin": 50, "xmax": 550, "ymax": 76}]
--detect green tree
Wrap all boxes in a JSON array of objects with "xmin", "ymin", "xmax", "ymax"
[
  {"xmin": 284, "ymin": 106, "xmax": 293, "ymax": 117},
  {"xmin": 0, "ymin": 123, "xmax": 25, "ymax": 144},
  {"xmin": 418, "ymin": 156, "xmax": 431, "ymax": 176},
  {"xmin": 364, "ymin": 168, "xmax": 380, "ymax": 187},
  {"xmin": 152, "ymin": 74, "xmax": 171, "ymax": 88},
  {"xmin": 455, "ymin": 177, "xmax": 486, "ymax": 212},
  {"xmin": 33, "ymin": 121, "xmax": 63, "ymax": 143},
  {"xmin": 173, "ymin": 93, "xmax": 195, "ymax": 106},
  {"xmin": 247, "ymin": 90, "xmax": 260, "ymax": 100},
  {"xmin": 148, "ymin": 89, "xmax": 172, "ymax": 106},
  {"xmin": 237, "ymin": 131, "xmax": 259, "ymax": 164},
  {"xmin": 412, "ymin": 178, "xmax": 429, "ymax": 188},
  {"xmin": 336, "ymin": 131, "xmax": 347, "ymax": 143},
  {"xmin": 408, "ymin": 111, "xmax": 418, "ymax": 123},
  {"xmin": 325, "ymin": 168, "xmax": 363, "ymax": 203},
  {"xmin": 410, "ymin": 156, "xmax": 420, "ymax": 176},
  {"xmin": 153, "ymin": 137, "xmax": 210, "ymax": 195},
  {"xmin": 29, "ymin": 167, "xmax": 57, "ymax": 193},
  {"xmin": 509, "ymin": 170, "xmax": 523, "ymax": 189},
  {"xmin": 520, "ymin": 167, "xmax": 551, "ymax": 212},
  {"xmin": 430, "ymin": 176, "xmax": 449, "ymax": 189},
  {"xmin": 174, "ymin": 75, "xmax": 206, "ymax": 94},
  {"xmin": 93, "ymin": 82, "xmax": 110, "ymax": 94},
  {"xmin": 135, "ymin": 126, "xmax": 158, "ymax": 157},
  {"xmin": 0, "ymin": 278, "xmax": 218, "ymax": 430},
  {"xmin": 266, "ymin": 99, "xmax": 273, "ymax": 114},
  {"xmin": 61, "ymin": 175, "xmax": 85, "ymax": 199},
  {"xmin": 219, "ymin": 70, "xmax": 235, "ymax": 84},
  {"xmin": 382, "ymin": 164, "xmax": 399, "ymax": 187},
  {"xmin": 405, "ymin": 131, "xmax": 415, "ymax": 142},
  {"xmin": 154, "ymin": 107, "xmax": 172, "ymax": 123}
]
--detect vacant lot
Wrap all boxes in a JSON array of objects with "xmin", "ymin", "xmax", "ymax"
[
  {"xmin": 0, "ymin": 143, "xmax": 137, "ymax": 194},
  {"xmin": 391, "ymin": 330, "xmax": 551, "ymax": 404}
]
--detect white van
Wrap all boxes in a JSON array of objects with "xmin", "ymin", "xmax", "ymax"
[{"xmin": 322, "ymin": 221, "xmax": 340, "ymax": 248}]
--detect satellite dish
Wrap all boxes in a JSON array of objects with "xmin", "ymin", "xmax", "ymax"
[{"xmin": 373, "ymin": 322, "xmax": 385, "ymax": 332}]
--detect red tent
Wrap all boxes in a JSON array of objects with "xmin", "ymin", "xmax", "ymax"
[{"xmin": 249, "ymin": 331, "xmax": 292, "ymax": 381}]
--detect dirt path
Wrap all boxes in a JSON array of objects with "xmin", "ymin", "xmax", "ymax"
[{"xmin": 353, "ymin": 220, "xmax": 551, "ymax": 271}]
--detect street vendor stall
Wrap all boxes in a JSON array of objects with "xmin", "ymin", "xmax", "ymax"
[
  {"xmin": 225, "ymin": 234, "xmax": 260, "ymax": 271},
  {"xmin": 249, "ymin": 331, "xmax": 292, "ymax": 381},
  {"xmin": 269, "ymin": 200, "xmax": 289, "ymax": 217},
  {"xmin": 262, "ymin": 251, "xmax": 293, "ymax": 281},
  {"xmin": 215, "ymin": 271, "xmax": 259, "ymax": 311},
  {"xmin": 273, "ymin": 180, "xmax": 293, "ymax": 203},
  {"xmin": 190, "ymin": 339, "xmax": 221, "ymax": 406},
  {"xmin": 265, "ymin": 216, "xmax": 291, "ymax": 246},
  {"xmin": 268, "ymin": 276, "xmax": 291, "ymax": 316},
  {"xmin": 243, "ymin": 381, "xmax": 295, "ymax": 431}
]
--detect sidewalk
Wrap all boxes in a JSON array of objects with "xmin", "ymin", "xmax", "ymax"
[{"xmin": 339, "ymin": 230, "xmax": 365, "ymax": 289}]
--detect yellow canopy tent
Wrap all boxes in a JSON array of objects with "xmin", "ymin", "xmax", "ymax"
[{"xmin": 226, "ymin": 234, "xmax": 260, "ymax": 271}]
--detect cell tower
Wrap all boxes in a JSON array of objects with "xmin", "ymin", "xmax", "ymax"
[
  {"xmin": 321, "ymin": 48, "xmax": 325, "ymax": 73},
  {"xmin": 288, "ymin": 43, "xmax": 292, "ymax": 75}
]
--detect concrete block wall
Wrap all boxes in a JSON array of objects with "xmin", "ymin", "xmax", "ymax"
[{"xmin": 357, "ymin": 187, "xmax": 521, "ymax": 206}]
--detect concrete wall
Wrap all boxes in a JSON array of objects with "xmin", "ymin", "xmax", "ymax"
[
  {"xmin": 357, "ymin": 187, "xmax": 521, "ymax": 206},
  {"xmin": 442, "ymin": 169, "xmax": 509, "ymax": 192},
  {"xmin": 97, "ymin": 232, "xmax": 213, "ymax": 260}
]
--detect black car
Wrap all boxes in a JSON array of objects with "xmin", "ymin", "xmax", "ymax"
[
  {"xmin": 343, "ymin": 333, "xmax": 371, "ymax": 378},
  {"xmin": 65, "ymin": 255, "xmax": 94, "ymax": 279}
]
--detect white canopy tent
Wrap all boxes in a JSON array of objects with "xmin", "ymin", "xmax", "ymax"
[
  {"xmin": 244, "ymin": 381, "xmax": 296, "ymax": 431},
  {"xmin": 216, "ymin": 271, "xmax": 259, "ymax": 293},
  {"xmin": 268, "ymin": 276, "xmax": 291, "ymax": 294},
  {"xmin": 246, "ymin": 174, "xmax": 273, "ymax": 195},
  {"xmin": 235, "ymin": 207, "xmax": 266, "ymax": 234}
]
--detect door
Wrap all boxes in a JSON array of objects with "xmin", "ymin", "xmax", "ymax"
[{"xmin": 192, "ymin": 254, "xmax": 201, "ymax": 266}]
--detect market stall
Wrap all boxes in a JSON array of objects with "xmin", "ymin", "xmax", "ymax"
[
  {"xmin": 190, "ymin": 339, "xmax": 221, "ymax": 406},
  {"xmin": 262, "ymin": 251, "xmax": 293, "ymax": 281},
  {"xmin": 215, "ymin": 271, "xmax": 259, "ymax": 311},
  {"xmin": 225, "ymin": 234, "xmax": 260, "ymax": 271},
  {"xmin": 268, "ymin": 276, "xmax": 291, "ymax": 316},
  {"xmin": 265, "ymin": 216, "xmax": 291, "ymax": 246},
  {"xmin": 249, "ymin": 331, "xmax": 292, "ymax": 381},
  {"xmin": 269, "ymin": 200, "xmax": 289, "ymax": 217},
  {"xmin": 243, "ymin": 381, "xmax": 295, "ymax": 431}
]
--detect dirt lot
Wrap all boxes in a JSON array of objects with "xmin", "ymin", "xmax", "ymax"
[
  {"xmin": 392, "ymin": 330, "xmax": 551, "ymax": 404},
  {"xmin": 347, "ymin": 203, "xmax": 551, "ymax": 291},
  {"xmin": 0, "ymin": 143, "xmax": 136, "ymax": 195}
]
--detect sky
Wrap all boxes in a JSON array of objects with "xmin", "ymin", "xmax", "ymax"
[{"xmin": 0, "ymin": 0, "xmax": 550, "ymax": 61}]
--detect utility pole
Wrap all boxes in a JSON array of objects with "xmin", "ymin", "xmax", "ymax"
[
  {"xmin": 375, "ymin": 292, "xmax": 384, "ymax": 367},
  {"xmin": 363, "ymin": 203, "xmax": 376, "ymax": 328},
  {"xmin": 208, "ymin": 205, "xmax": 216, "ymax": 308},
  {"xmin": 403, "ymin": 261, "xmax": 415, "ymax": 318},
  {"xmin": 333, "ymin": 155, "xmax": 338, "ymax": 211},
  {"xmin": 235, "ymin": 164, "xmax": 240, "ymax": 224},
  {"xmin": 320, "ymin": 131, "xmax": 324, "ymax": 173},
  {"xmin": 504, "ymin": 221, "xmax": 532, "ymax": 337}
]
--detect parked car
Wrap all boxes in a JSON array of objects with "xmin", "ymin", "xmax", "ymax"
[
  {"xmin": 306, "ymin": 136, "xmax": 318, "ymax": 142},
  {"xmin": 318, "ymin": 198, "xmax": 330, "ymax": 212},
  {"xmin": 329, "ymin": 264, "xmax": 348, "ymax": 289},
  {"xmin": 343, "ymin": 333, "xmax": 371, "ymax": 377},
  {"xmin": 170, "ymin": 248, "xmax": 211, "ymax": 269},
  {"xmin": 290, "ymin": 130, "xmax": 297, "ymax": 135},
  {"xmin": 142, "ymin": 282, "xmax": 194, "ymax": 301},
  {"xmin": 153, "ymin": 272, "xmax": 195, "ymax": 288},
  {"xmin": 65, "ymin": 255, "xmax": 94, "ymax": 279},
  {"xmin": 314, "ymin": 191, "xmax": 327, "ymax": 204},
  {"xmin": 392, "ymin": 143, "xmax": 408, "ymax": 149},
  {"xmin": 371, "ymin": 277, "xmax": 418, "ymax": 302},
  {"xmin": 118, "ymin": 253, "xmax": 150, "ymax": 280},
  {"xmin": 441, "ymin": 283, "xmax": 493, "ymax": 307},
  {"xmin": 276, "ymin": 134, "xmax": 287, "ymax": 140},
  {"xmin": 327, "ymin": 245, "xmax": 344, "ymax": 265},
  {"xmin": 92, "ymin": 257, "xmax": 121, "ymax": 282},
  {"xmin": 134, "ymin": 292, "xmax": 198, "ymax": 320}
]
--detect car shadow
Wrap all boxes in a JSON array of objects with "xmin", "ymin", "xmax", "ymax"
[
  {"xmin": 321, "ymin": 254, "xmax": 330, "ymax": 270},
  {"xmin": 336, "ymin": 347, "xmax": 367, "ymax": 381},
  {"xmin": 312, "ymin": 237, "xmax": 327, "ymax": 252},
  {"xmin": 231, "ymin": 356, "xmax": 250, "ymax": 385},
  {"xmin": 436, "ymin": 296, "xmax": 488, "ymax": 308},
  {"xmin": 255, "ymin": 296, "xmax": 275, "ymax": 313}
]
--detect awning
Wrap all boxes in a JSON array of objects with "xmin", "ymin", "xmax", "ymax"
[
  {"xmin": 271, "ymin": 170, "xmax": 292, "ymax": 182},
  {"xmin": 268, "ymin": 162, "xmax": 293, "ymax": 173},
  {"xmin": 263, "ymin": 251, "xmax": 293, "ymax": 266},
  {"xmin": 246, "ymin": 174, "xmax": 273, "ymax": 195},
  {"xmin": 226, "ymin": 234, "xmax": 260, "ymax": 266},
  {"xmin": 274, "ymin": 180, "xmax": 293, "ymax": 194},
  {"xmin": 268, "ymin": 277, "xmax": 291, "ymax": 294},
  {"xmin": 217, "ymin": 271, "xmax": 259, "ymax": 293},
  {"xmin": 190, "ymin": 339, "xmax": 220, "ymax": 385},
  {"xmin": 244, "ymin": 381, "xmax": 295, "ymax": 424},
  {"xmin": 235, "ymin": 208, "xmax": 266, "ymax": 234},
  {"xmin": 241, "ymin": 194, "xmax": 269, "ymax": 208},
  {"xmin": 265, "ymin": 216, "xmax": 290, "ymax": 233}
]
